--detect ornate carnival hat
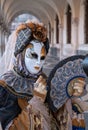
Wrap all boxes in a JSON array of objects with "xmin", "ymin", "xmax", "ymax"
[
  {"xmin": 9, "ymin": 20, "xmax": 50, "ymax": 77},
  {"xmin": 14, "ymin": 20, "xmax": 49, "ymax": 57},
  {"xmin": 47, "ymin": 55, "xmax": 87, "ymax": 112}
]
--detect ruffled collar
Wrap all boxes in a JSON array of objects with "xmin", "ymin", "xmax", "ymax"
[{"xmin": 1, "ymin": 70, "xmax": 41, "ymax": 99}]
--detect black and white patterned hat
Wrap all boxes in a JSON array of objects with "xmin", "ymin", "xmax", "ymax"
[
  {"xmin": 47, "ymin": 55, "xmax": 87, "ymax": 112},
  {"xmin": 14, "ymin": 22, "xmax": 49, "ymax": 57},
  {"xmin": 14, "ymin": 27, "xmax": 32, "ymax": 56}
]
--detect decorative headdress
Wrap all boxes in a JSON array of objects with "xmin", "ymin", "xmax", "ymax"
[
  {"xmin": 47, "ymin": 55, "xmax": 87, "ymax": 112},
  {"xmin": 14, "ymin": 22, "xmax": 49, "ymax": 57},
  {"xmin": 13, "ymin": 21, "xmax": 50, "ymax": 77}
]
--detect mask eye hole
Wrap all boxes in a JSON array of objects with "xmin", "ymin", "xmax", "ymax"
[
  {"xmin": 41, "ymin": 56, "xmax": 45, "ymax": 60},
  {"xmin": 26, "ymin": 51, "xmax": 38, "ymax": 59},
  {"xmin": 31, "ymin": 53, "xmax": 38, "ymax": 59}
]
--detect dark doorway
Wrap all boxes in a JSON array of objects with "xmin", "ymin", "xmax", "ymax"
[
  {"xmin": 56, "ymin": 15, "xmax": 59, "ymax": 43},
  {"xmin": 84, "ymin": 0, "xmax": 88, "ymax": 43},
  {"xmin": 66, "ymin": 4, "xmax": 72, "ymax": 44}
]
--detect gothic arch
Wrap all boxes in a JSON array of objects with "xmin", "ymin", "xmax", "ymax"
[{"xmin": 9, "ymin": 11, "xmax": 43, "ymax": 27}]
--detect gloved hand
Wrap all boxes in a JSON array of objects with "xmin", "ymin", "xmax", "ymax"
[
  {"xmin": 33, "ymin": 75, "xmax": 47, "ymax": 102},
  {"xmin": 72, "ymin": 79, "xmax": 85, "ymax": 96}
]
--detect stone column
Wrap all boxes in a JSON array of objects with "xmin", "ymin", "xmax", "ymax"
[
  {"xmin": 78, "ymin": 1, "xmax": 85, "ymax": 45},
  {"xmin": 0, "ymin": 26, "xmax": 2, "ymax": 57},
  {"xmin": 53, "ymin": 17, "xmax": 57, "ymax": 44},
  {"xmin": 51, "ymin": 27, "xmax": 54, "ymax": 46},
  {"xmin": 5, "ymin": 31, "xmax": 8, "ymax": 45},
  {"xmin": 47, "ymin": 22, "xmax": 51, "ymax": 43},
  {"xmin": 72, "ymin": 17, "xmax": 79, "ymax": 53},
  {"xmin": 59, "ymin": 24, "xmax": 63, "ymax": 60}
]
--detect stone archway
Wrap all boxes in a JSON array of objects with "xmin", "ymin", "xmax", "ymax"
[{"xmin": 10, "ymin": 13, "xmax": 40, "ymax": 32}]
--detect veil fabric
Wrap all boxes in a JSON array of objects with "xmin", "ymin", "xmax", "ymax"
[{"xmin": 0, "ymin": 31, "xmax": 17, "ymax": 75}]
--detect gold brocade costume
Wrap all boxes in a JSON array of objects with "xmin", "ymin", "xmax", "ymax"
[{"xmin": 9, "ymin": 104, "xmax": 43, "ymax": 130}]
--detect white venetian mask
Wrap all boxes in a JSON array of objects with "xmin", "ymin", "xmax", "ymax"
[{"xmin": 24, "ymin": 40, "xmax": 46, "ymax": 74}]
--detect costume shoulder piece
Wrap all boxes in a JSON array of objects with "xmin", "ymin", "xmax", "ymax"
[
  {"xmin": 0, "ymin": 70, "xmax": 37, "ymax": 99},
  {"xmin": 47, "ymin": 55, "xmax": 87, "ymax": 112},
  {"xmin": 0, "ymin": 79, "xmax": 7, "ymax": 88},
  {"xmin": 0, "ymin": 70, "xmax": 47, "ymax": 99}
]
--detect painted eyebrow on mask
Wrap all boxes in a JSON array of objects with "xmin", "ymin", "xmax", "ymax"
[
  {"xmin": 26, "ymin": 51, "xmax": 45, "ymax": 60},
  {"xmin": 26, "ymin": 50, "xmax": 38, "ymax": 59}
]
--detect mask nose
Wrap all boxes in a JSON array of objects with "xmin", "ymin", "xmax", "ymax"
[{"xmin": 36, "ymin": 57, "xmax": 41, "ymax": 65}]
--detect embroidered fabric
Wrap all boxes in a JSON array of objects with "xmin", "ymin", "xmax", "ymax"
[
  {"xmin": 47, "ymin": 55, "xmax": 87, "ymax": 112},
  {"xmin": 29, "ymin": 96, "xmax": 51, "ymax": 130},
  {"xmin": 1, "ymin": 70, "xmax": 39, "ymax": 99}
]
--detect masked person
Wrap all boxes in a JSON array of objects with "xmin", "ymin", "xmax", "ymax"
[{"xmin": 0, "ymin": 20, "xmax": 50, "ymax": 130}]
